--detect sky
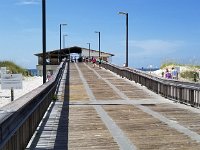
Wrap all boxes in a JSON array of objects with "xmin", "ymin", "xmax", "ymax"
[{"xmin": 1, "ymin": 0, "xmax": 200, "ymax": 69}]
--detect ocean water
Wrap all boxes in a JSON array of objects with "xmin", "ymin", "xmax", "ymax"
[
  {"xmin": 137, "ymin": 68, "xmax": 160, "ymax": 71},
  {"xmin": 27, "ymin": 69, "xmax": 38, "ymax": 76}
]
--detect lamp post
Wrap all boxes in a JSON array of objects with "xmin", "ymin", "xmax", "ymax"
[
  {"xmin": 119, "ymin": 11, "xmax": 128, "ymax": 67},
  {"xmin": 59, "ymin": 23, "xmax": 67, "ymax": 63},
  {"xmin": 63, "ymin": 34, "xmax": 68, "ymax": 48},
  {"xmin": 95, "ymin": 31, "xmax": 100, "ymax": 58},
  {"xmin": 87, "ymin": 43, "xmax": 91, "ymax": 59},
  {"xmin": 42, "ymin": 0, "xmax": 46, "ymax": 83}
]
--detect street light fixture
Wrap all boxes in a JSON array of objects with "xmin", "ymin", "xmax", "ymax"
[
  {"xmin": 95, "ymin": 31, "xmax": 100, "ymax": 58},
  {"xmin": 119, "ymin": 11, "xmax": 128, "ymax": 67},
  {"xmin": 87, "ymin": 43, "xmax": 91, "ymax": 59},
  {"xmin": 59, "ymin": 23, "xmax": 67, "ymax": 63}
]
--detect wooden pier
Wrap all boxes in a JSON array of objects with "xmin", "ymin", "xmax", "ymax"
[{"xmin": 26, "ymin": 62, "xmax": 200, "ymax": 149}]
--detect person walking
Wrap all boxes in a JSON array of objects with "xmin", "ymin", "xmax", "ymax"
[
  {"xmin": 47, "ymin": 71, "xmax": 52, "ymax": 81},
  {"xmin": 92, "ymin": 57, "xmax": 96, "ymax": 68},
  {"xmin": 171, "ymin": 67, "xmax": 178, "ymax": 79},
  {"xmin": 165, "ymin": 68, "xmax": 172, "ymax": 79}
]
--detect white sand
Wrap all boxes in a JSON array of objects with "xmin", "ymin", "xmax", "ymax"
[{"xmin": 0, "ymin": 76, "xmax": 43, "ymax": 108}]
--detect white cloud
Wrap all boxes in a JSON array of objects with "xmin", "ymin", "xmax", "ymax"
[
  {"xmin": 16, "ymin": 0, "xmax": 40, "ymax": 5},
  {"xmin": 129, "ymin": 39, "xmax": 184, "ymax": 56}
]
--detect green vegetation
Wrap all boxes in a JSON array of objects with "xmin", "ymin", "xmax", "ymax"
[
  {"xmin": 180, "ymin": 71, "xmax": 199, "ymax": 80},
  {"xmin": 160, "ymin": 61, "xmax": 182, "ymax": 69},
  {"xmin": 161, "ymin": 60, "xmax": 200, "ymax": 69},
  {"xmin": 52, "ymin": 94, "xmax": 58, "ymax": 101},
  {"xmin": 193, "ymin": 65, "xmax": 200, "ymax": 69},
  {"xmin": 0, "ymin": 61, "xmax": 28, "ymax": 76}
]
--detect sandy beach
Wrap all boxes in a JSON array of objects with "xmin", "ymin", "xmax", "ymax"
[{"xmin": 0, "ymin": 76, "xmax": 43, "ymax": 108}]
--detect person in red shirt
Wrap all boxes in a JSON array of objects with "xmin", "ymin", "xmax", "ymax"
[{"xmin": 92, "ymin": 57, "xmax": 96, "ymax": 68}]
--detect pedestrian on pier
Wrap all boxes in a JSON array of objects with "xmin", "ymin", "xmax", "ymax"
[
  {"xmin": 47, "ymin": 71, "xmax": 52, "ymax": 81},
  {"xmin": 162, "ymin": 71, "xmax": 164, "ymax": 77},
  {"xmin": 92, "ymin": 57, "xmax": 96, "ymax": 68},
  {"xmin": 193, "ymin": 71, "xmax": 199, "ymax": 82},
  {"xmin": 171, "ymin": 67, "xmax": 178, "ymax": 79},
  {"xmin": 165, "ymin": 68, "xmax": 172, "ymax": 79}
]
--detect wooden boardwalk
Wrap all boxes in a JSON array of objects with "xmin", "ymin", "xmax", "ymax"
[{"xmin": 27, "ymin": 63, "xmax": 200, "ymax": 149}]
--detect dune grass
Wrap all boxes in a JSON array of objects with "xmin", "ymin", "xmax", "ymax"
[
  {"xmin": 161, "ymin": 60, "xmax": 200, "ymax": 69},
  {"xmin": 160, "ymin": 60, "xmax": 183, "ymax": 69},
  {"xmin": 0, "ymin": 61, "xmax": 28, "ymax": 76}
]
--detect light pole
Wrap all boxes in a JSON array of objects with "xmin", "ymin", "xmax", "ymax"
[
  {"xmin": 87, "ymin": 43, "xmax": 91, "ymax": 59},
  {"xmin": 59, "ymin": 23, "xmax": 67, "ymax": 63},
  {"xmin": 63, "ymin": 34, "xmax": 68, "ymax": 48},
  {"xmin": 42, "ymin": 0, "xmax": 46, "ymax": 83},
  {"xmin": 95, "ymin": 31, "xmax": 100, "ymax": 58},
  {"xmin": 119, "ymin": 11, "xmax": 128, "ymax": 67}
]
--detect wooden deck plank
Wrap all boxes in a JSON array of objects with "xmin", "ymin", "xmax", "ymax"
[
  {"xmin": 103, "ymin": 105, "xmax": 200, "ymax": 149},
  {"xmin": 68, "ymin": 106, "xmax": 119, "ymax": 150},
  {"xmin": 148, "ymin": 103, "xmax": 200, "ymax": 135}
]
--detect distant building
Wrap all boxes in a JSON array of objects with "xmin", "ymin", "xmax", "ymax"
[{"xmin": 34, "ymin": 46, "xmax": 114, "ymax": 76}]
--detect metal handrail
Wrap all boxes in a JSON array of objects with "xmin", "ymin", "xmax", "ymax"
[{"xmin": 102, "ymin": 62, "xmax": 200, "ymax": 108}]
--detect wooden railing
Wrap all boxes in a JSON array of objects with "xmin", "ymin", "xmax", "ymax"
[
  {"xmin": 101, "ymin": 62, "xmax": 200, "ymax": 108},
  {"xmin": 0, "ymin": 60, "xmax": 67, "ymax": 150}
]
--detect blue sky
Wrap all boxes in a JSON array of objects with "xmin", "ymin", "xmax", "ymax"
[{"xmin": 1, "ymin": 0, "xmax": 200, "ymax": 69}]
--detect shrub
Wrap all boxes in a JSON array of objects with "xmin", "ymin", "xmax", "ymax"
[
  {"xmin": 180, "ymin": 70, "xmax": 199, "ymax": 80},
  {"xmin": 0, "ymin": 61, "xmax": 27, "ymax": 76},
  {"xmin": 52, "ymin": 95, "xmax": 58, "ymax": 101}
]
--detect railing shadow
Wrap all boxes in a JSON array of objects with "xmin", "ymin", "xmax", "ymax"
[
  {"xmin": 26, "ymin": 101, "xmax": 56, "ymax": 150},
  {"xmin": 54, "ymin": 61, "xmax": 70, "ymax": 149},
  {"xmin": 26, "ymin": 61, "xmax": 69, "ymax": 150}
]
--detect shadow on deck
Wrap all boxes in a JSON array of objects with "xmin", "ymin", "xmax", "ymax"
[{"xmin": 26, "ymin": 62, "xmax": 70, "ymax": 150}]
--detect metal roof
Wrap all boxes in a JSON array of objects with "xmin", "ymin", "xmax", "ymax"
[{"xmin": 34, "ymin": 46, "xmax": 114, "ymax": 57}]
